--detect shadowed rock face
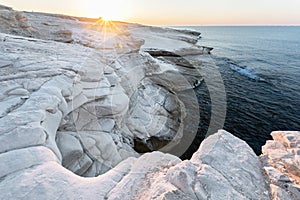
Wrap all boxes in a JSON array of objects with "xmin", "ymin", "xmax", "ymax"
[{"xmin": 134, "ymin": 136, "xmax": 170, "ymax": 153}]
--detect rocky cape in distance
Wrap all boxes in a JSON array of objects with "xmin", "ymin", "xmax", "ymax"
[{"xmin": 0, "ymin": 4, "xmax": 299, "ymax": 200}]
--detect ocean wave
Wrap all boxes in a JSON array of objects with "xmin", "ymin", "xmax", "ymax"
[{"xmin": 227, "ymin": 61, "xmax": 265, "ymax": 82}]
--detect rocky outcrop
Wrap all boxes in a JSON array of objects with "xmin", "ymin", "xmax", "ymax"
[
  {"xmin": 0, "ymin": 31, "xmax": 136, "ymax": 177},
  {"xmin": 0, "ymin": 5, "xmax": 204, "ymax": 178},
  {"xmin": 145, "ymin": 46, "xmax": 213, "ymax": 57},
  {"xmin": 0, "ymin": 5, "xmax": 31, "ymax": 36},
  {"xmin": 0, "ymin": 129, "xmax": 271, "ymax": 200},
  {"xmin": 261, "ymin": 131, "xmax": 300, "ymax": 199}
]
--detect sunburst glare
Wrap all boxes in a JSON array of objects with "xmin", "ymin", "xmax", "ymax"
[{"xmin": 86, "ymin": 0, "xmax": 124, "ymax": 21}]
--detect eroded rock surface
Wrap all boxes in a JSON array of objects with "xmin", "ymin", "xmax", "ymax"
[
  {"xmin": 0, "ymin": 5, "xmax": 31, "ymax": 36},
  {"xmin": 0, "ymin": 5, "xmax": 204, "ymax": 180},
  {"xmin": 261, "ymin": 131, "xmax": 300, "ymax": 199},
  {"xmin": 0, "ymin": 128, "xmax": 271, "ymax": 199}
]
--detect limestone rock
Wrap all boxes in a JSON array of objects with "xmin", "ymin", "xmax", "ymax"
[
  {"xmin": 270, "ymin": 184, "xmax": 294, "ymax": 200},
  {"xmin": 261, "ymin": 131, "xmax": 300, "ymax": 200},
  {"xmin": 0, "ymin": 124, "xmax": 47, "ymax": 154},
  {"xmin": 191, "ymin": 130, "xmax": 270, "ymax": 199},
  {"xmin": 0, "ymin": 7, "xmax": 31, "ymax": 36},
  {"xmin": 0, "ymin": 4, "xmax": 12, "ymax": 10},
  {"xmin": 56, "ymin": 132, "xmax": 84, "ymax": 169},
  {"xmin": 98, "ymin": 118, "xmax": 115, "ymax": 133},
  {"xmin": 53, "ymin": 29, "xmax": 73, "ymax": 43}
]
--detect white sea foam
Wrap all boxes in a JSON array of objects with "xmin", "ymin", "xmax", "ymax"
[{"xmin": 229, "ymin": 63, "xmax": 265, "ymax": 81}]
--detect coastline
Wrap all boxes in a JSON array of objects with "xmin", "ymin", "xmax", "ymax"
[{"xmin": 0, "ymin": 5, "xmax": 299, "ymax": 199}]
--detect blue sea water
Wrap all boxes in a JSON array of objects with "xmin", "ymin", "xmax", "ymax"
[
  {"xmin": 178, "ymin": 26, "xmax": 300, "ymax": 154},
  {"xmin": 194, "ymin": 26, "xmax": 300, "ymax": 83}
]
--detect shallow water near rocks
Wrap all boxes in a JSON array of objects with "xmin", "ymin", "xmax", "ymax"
[{"xmin": 177, "ymin": 26, "xmax": 300, "ymax": 156}]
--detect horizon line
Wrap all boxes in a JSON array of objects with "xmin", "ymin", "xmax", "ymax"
[
  {"xmin": 162, "ymin": 24, "xmax": 300, "ymax": 27},
  {"xmin": 7, "ymin": 8, "xmax": 300, "ymax": 27}
]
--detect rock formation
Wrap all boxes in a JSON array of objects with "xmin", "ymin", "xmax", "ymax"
[
  {"xmin": 0, "ymin": 3, "xmax": 205, "ymax": 179},
  {"xmin": 0, "ymin": 5, "xmax": 299, "ymax": 200},
  {"xmin": 262, "ymin": 131, "xmax": 300, "ymax": 199},
  {"xmin": 0, "ymin": 5, "xmax": 31, "ymax": 36}
]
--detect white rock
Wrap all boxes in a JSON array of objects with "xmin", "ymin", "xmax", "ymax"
[
  {"xmin": 66, "ymin": 92, "xmax": 89, "ymax": 114},
  {"xmin": 56, "ymin": 132, "xmax": 84, "ymax": 169},
  {"xmin": 191, "ymin": 130, "xmax": 270, "ymax": 199},
  {"xmin": 0, "ymin": 146, "xmax": 58, "ymax": 178},
  {"xmin": 264, "ymin": 166, "xmax": 291, "ymax": 183},
  {"xmin": 104, "ymin": 66, "xmax": 115, "ymax": 74},
  {"xmin": 98, "ymin": 118, "xmax": 115, "ymax": 133},
  {"xmin": 79, "ymin": 131, "xmax": 122, "ymax": 163},
  {"xmin": 270, "ymin": 184, "xmax": 293, "ymax": 200},
  {"xmin": 261, "ymin": 131, "xmax": 300, "ymax": 199},
  {"xmin": 7, "ymin": 88, "xmax": 29, "ymax": 95},
  {"xmin": 0, "ymin": 96, "xmax": 25, "ymax": 117},
  {"xmin": 69, "ymin": 154, "xmax": 93, "ymax": 175},
  {"xmin": 94, "ymin": 92, "xmax": 129, "ymax": 117},
  {"xmin": 0, "ymin": 123, "xmax": 46, "ymax": 153},
  {"xmin": 166, "ymin": 161, "xmax": 198, "ymax": 199}
]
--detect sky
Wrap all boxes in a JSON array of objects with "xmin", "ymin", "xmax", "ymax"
[{"xmin": 1, "ymin": 0, "xmax": 299, "ymax": 25}]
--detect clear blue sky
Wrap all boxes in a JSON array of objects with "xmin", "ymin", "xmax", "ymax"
[{"xmin": 1, "ymin": 0, "xmax": 299, "ymax": 25}]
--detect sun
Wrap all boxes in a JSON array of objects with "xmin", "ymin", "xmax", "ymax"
[
  {"xmin": 101, "ymin": 13, "xmax": 118, "ymax": 21},
  {"xmin": 86, "ymin": 0, "xmax": 124, "ymax": 21}
]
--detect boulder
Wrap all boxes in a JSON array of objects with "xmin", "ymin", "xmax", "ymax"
[
  {"xmin": 191, "ymin": 130, "xmax": 270, "ymax": 199},
  {"xmin": 53, "ymin": 29, "xmax": 73, "ymax": 43},
  {"xmin": 261, "ymin": 131, "xmax": 300, "ymax": 200}
]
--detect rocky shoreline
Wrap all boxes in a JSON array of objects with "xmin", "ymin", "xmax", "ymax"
[{"xmin": 0, "ymin": 5, "xmax": 299, "ymax": 199}]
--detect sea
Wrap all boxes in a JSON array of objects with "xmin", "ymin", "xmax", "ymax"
[{"xmin": 177, "ymin": 26, "xmax": 300, "ymax": 156}]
